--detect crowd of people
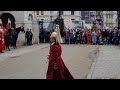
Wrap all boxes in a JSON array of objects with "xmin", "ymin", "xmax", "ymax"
[
  {"xmin": 61, "ymin": 27, "xmax": 120, "ymax": 45},
  {"xmin": 1, "ymin": 18, "xmax": 120, "ymax": 54}
]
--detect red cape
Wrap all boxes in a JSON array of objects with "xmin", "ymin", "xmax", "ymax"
[
  {"xmin": 86, "ymin": 32, "xmax": 92, "ymax": 44},
  {"xmin": 0, "ymin": 33, "xmax": 5, "ymax": 51},
  {"xmin": 47, "ymin": 44, "xmax": 74, "ymax": 79},
  {"xmin": 0, "ymin": 26, "xmax": 6, "ymax": 50}
]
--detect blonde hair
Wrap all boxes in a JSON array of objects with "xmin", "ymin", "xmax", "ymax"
[
  {"xmin": 54, "ymin": 24, "xmax": 63, "ymax": 43},
  {"xmin": 0, "ymin": 19, "xmax": 2, "ymax": 25}
]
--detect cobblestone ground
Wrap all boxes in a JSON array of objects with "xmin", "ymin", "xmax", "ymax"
[
  {"xmin": 88, "ymin": 45, "xmax": 120, "ymax": 79},
  {"xmin": 0, "ymin": 44, "xmax": 98, "ymax": 79}
]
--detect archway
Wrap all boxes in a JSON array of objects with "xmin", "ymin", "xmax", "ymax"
[
  {"xmin": 28, "ymin": 14, "xmax": 33, "ymax": 31},
  {"xmin": 28, "ymin": 14, "xmax": 33, "ymax": 22},
  {"xmin": 0, "ymin": 13, "xmax": 16, "ymax": 28}
]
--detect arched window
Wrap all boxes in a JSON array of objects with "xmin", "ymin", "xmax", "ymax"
[
  {"xmin": 61, "ymin": 11, "xmax": 63, "ymax": 15},
  {"xmin": 36, "ymin": 11, "xmax": 39, "ymax": 15},
  {"xmin": 28, "ymin": 14, "xmax": 33, "ymax": 21},
  {"xmin": 71, "ymin": 11, "xmax": 74, "ymax": 15},
  {"xmin": 41, "ymin": 11, "xmax": 44, "ymax": 15}
]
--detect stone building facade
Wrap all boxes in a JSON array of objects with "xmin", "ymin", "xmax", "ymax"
[{"xmin": 0, "ymin": 11, "xmax": 39, "ymax": 46}]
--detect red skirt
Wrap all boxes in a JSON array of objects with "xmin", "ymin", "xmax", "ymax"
[{"xmin": 47, "ymin": 58, "xmax": 74, "ymax": 79}]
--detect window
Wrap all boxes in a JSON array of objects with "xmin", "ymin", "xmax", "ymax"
[
  {"xmin": 28, "ymin": 14, "xmax": 33, "ymax": 21},
  {"xmin": 109, "ymin": 15, "xmax": 111, "ymax": 19},
  {"xmin": 106, "ymin": 24, "xmax": 108, "ymax": 27},
  {"xmin": 41, "ymin": 11, "xmax": 44, "ymax": 15},
  {"xmin": 36, "ymin": 11, "xmax": 39, "ymax": 15},
  {"xmin": 85, "ymin": 11, "xmax": 88, "ymax": 15},
  {"xmin": 71, "ymin": 11, "xmax": 74, "ymax": 15},
  {"xmin": 111, "ymin": 15, "xmax": 113, "ymax": 19},
  {"xmin": 60, "ymin": 11, "xmax": 63, "ymax": 15},
  {"xmin": 106, "ymin": 15, "xmax": 108, "ymax": 19}
]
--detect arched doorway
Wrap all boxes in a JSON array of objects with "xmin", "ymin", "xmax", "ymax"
[
  {"xmin": 28, "ymin": 14, "xmax": 33, "ymax": 31},
  {"xmin": 0, "ymin": 13, "xmax": 16, "ymax": 28}
]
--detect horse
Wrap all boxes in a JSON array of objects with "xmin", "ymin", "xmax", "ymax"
[
  {"xmin": 12, "ymin": 26, "xmax": 25, "ymax": 48},
  {"xmin": 5, "ymin": 26, "xmax": 25, "ymax": 50}
]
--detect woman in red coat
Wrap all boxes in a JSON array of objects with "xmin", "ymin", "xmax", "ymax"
[
  {"xmin": 0, "ymin": 27, "xmax": 5, "ymax": 53},
  {"xmin": 47, "ymin": 25, "xmax": 74, "ymax": 79},
  {"xmin": 87, "ymin": 30, "xmax": 92, "ymax": 44}
]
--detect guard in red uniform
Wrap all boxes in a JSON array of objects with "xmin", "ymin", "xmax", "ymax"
[
  {"xmin": 47, "ymin": 25, "xmax": 74, "ymax": 79},
  {"xmin": 0, "ymin": 26, "xmax": 5, "ymax": 53},
  {"xmin": 0, "ymin": 19, "xmax": 6, "ymax": 50},
  {"xmin": 6, "ymin": 18, "xmax": 11, "ymax": 30}
]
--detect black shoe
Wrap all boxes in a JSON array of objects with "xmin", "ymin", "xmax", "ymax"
[{"xmin": 0, "ymin": 51, "xmax": 4, "ymax": 53}]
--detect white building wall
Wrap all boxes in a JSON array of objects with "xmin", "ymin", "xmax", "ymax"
[
  {"xmin": 102, "ymin": 11, "xmax": 117, "ymax": 28},
  {"xmin": 75, "ymin": 11, "xmax": 80, "ymax": 15},
  {"xmin": 44, "ymin": 11, "xmax": 50, "ymax": 15},
  {"xmin": 63, "ymin": 11, "xmax": 71, "ymax": 15},
  {"xmin": 0, "ymin": 11, "xmax": 39, "ymax": 45},
  {"xmin": 113, "ymin": 11, "xmax": 117, "ymax": 27},
  {"xmin": 52, "ymin": 11, "xmax": 58, "ymax": 15},
  {"xmin": 36, "ymin": 11, "xmax": 81, "ymax": 21}
]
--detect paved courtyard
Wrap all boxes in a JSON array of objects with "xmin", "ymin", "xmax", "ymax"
[
  {"xmin": 0, "ymin": 44, "xmax": 120, "ymax": 79},
  {"xmin": 0, "ymin": 44, "xmax": 99, "ymax": 79},
  {"xmin": 88, "ymin": 45, "xmax": 120, "ymax": 79}
]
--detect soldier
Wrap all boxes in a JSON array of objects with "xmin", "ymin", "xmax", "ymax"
[
  {"xmin": 0, "ymin": 19, "xmax": 6, "ymax": 50},
  {"xmin": 0, "ymin": 26, "xmax": 5, "ymax": 53}
]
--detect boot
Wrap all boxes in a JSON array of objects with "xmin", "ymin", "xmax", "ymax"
[{"xmin": 0, "ymin": 51, "xmax": 4, "ymax": 53}]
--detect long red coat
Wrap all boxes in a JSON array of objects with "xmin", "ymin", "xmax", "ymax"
[
  {"xmin": 0, "ymin": 26, "xmax": 6, "ymax": 50},
  {"xmin": 86, "ymin": 32, "xmax": 92, "ymax": 44},
  {"xmin": 0, "ymin": 33, "xmax": 5, "ymax": 51},
  {"xmin": 47, "ymin": 43, "xmax": 74, "ymax": 79},
  {"xmin": 96, "ymin": 29, "xmax": 101, "ymax": 37}
]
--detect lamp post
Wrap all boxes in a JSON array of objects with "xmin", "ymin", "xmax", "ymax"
[
  {"xmin": 54, "ymin": 11, "xmax": 64, "ymax": 36},
  {"xmin": 58, "ymin": 11, "xmax": 61, "ymax": 19},
  {"xmin": 50, "ymin": 11, "xmax": 52, "ymax": 21},
  {"xmin": 117, "ymin": 11, "xmax": 120, "ymax": 30}
]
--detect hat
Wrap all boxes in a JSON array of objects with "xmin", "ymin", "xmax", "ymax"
[
  {"xmin": 8, "ymin": 18, "xmax": 11, "ymax": 23},
  {"xmin": 0, "ymin": 19, "xmax": 2, "ymax": 25},
  {"xmin": 50, "ymin": 24, "xmax": 63, "ymax": 44}
]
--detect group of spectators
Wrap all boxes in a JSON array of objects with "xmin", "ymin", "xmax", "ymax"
[{"xmin": 61, "ymin": 27, "xmax": 120, "ymax": 45}]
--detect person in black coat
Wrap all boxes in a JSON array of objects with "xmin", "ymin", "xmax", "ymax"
[
  {"xmin": 25, "ymin": 29, "xmax": 30, "ymax": 46},
  {"xmin": 4, "ymin": 30, "xmax": 13, "ymax": 51},
  {"xmin": 29, "ymin": 29, "xmax": 33, "ymax": 45}
]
